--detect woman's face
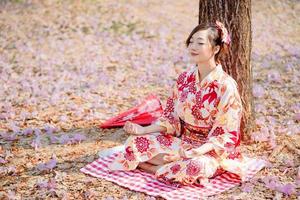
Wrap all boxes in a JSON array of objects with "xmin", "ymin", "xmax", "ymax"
[{"xmin": 187, "ymin": 30, "xmax": 216, "ymax": 64}]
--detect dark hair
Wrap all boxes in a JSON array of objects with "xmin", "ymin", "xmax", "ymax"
[{"xmin": 185, "ymin": 22, "xmax": 230, "ymax": 64}]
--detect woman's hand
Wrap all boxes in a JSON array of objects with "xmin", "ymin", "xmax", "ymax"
[
  {"xmin": 163, "ymin": 144, "xmax": 195, "ymax": 162},
  {"xmin": 178, "ymin": 146, "xmax": 189, "ymax": 158},
  {"xmin": 123, "ymin": 121, "xmax": 146, "ymax": 135},
  {"xmin": 181, "ymin": 143, "xmax": 215, "ymax": 158},
  {"xmin": 163, "ymin": 154, "xmax": 181, "ymax": 162},
  {"xmin": 179, "ymin": 148, "xmax": 199, "ymax": 158},
  {"xmin": 178, "ymin": 143, "xmax": 194, "ymax": 158},
  {"xmin": 184, "ymin": 149, "xmax": 201, "ymax": 158}
]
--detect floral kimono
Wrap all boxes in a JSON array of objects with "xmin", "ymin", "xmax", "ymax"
[{"xmin": 108, "ymin": 64, "xmax": 253, "ymax": 185}]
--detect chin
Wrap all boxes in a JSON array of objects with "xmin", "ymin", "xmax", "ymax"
[
  {"xmin": 189, "ymin": 57, "xmax": 198, "ymax": 63},
  {"xmin": 190, "ymin": 58, "xmax": 201, "ymax": 64}
]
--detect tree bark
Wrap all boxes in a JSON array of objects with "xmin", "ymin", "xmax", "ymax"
[{"xmin": 198, "ymin": 0, "xmax": 253, "ymax": 142}]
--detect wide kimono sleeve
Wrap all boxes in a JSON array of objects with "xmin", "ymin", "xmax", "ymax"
[
  {"xmin": 206, "ymin": 80, "xmax": 243, "ymax": 158},
  {"xmin": 205, "ymin": 80, "xmax": 266, "ymax": 181},
  {"xmin": 153, "ymin": 81, "xmax": 182, "ymax": 137}
]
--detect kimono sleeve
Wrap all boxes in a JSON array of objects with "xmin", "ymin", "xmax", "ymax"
[
  {"xmin": 153, "ymin": 81, "xmax": 182, "ymax": 137},
  {"xmin": 207, "ymin": 81, "xmax": 243, "ymax": 157}
]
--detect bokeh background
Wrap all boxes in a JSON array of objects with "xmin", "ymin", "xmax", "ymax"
[{"xmin": 0, "ymin": 0, "xmax": 299, "ymax": 199}]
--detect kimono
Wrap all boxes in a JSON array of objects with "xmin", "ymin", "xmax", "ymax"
[{"xmin": 108, "ymin": 64, "xmax": 252, "ymax": 186}]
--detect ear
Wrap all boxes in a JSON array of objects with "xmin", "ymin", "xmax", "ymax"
[{"xmin": 213, "ymin": 45, "xmax": 220, "ymax": 55}]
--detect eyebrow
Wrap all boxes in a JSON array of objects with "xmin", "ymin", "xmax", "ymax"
[{"xmin": 190, "ymin": 37, "xmax": 204, "ymax": 41}]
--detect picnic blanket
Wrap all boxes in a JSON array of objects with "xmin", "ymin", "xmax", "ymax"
[{"xmin": 80, "ymin": 149, "xmax": 266, "ymax": 199}]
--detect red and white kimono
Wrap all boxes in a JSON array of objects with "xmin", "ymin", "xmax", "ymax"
[{"xmin": 108, "ymin": 64, "xmax": 258, "ymax": 185}]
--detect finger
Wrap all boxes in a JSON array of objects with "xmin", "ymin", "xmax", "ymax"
[
  {"xmin": 179, "ymin": 149, "xmax": 186, "ymax": 158},
  {"xmin": 172, "ymin": 155, "xmax": 180, "ymax": 161},
  {"xmin": 131, "ymin": 124, "xmax": 138, "ymax": 134},
  {"xmin": 184, "ymin": 144, "xmax": 192, "ymax": 150},
  {"xmin": 128, "ymin": 124, "xmax": 134, "ymax": 132},
  {"xmin": 170, "ymin": 155, "xmax": 178, "ymax": 160},
  {"xmin": 191, "ymin": 149, "xmax": 199, "ymax": 156},
  {"xmin": 125, "ymin": 121, "xmax": 130, "ymax": 127},
  {"xmin": 163, "ymin": 155, "xmax": 170, "ymax": 161},
  {"xmin": 164, "ymin": 154, "xmax": 174, "ymax": 160},
  {"xmin": 125, "ymin": 122, "xmax": 131, "ymax": 129},
  {"xmin": 179, "ymin": 149, "xmax": 183, "ymax": 157},
  {"xmin": 164, "ymin": 154, "xmax": 177, "ymax": 162},
  {"xmin": 125, "ymin": 124, "xmax": 134, "ymax": 134},
  {"xmin": 123, "ymin": 125, "xmax": 129, "ymax": 132},
  {"xmin": 125, "ymin": 124, "xmax": 130, "ymax": 132}
]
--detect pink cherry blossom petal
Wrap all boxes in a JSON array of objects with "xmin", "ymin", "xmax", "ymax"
[{"xmin": 252, "ymin": 84, "xmax": 265, "ymax": 98}]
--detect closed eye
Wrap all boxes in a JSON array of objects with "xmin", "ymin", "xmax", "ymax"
[{"xmin": 189, "ymin": 41, "xmax": 203, "ymax": 45}]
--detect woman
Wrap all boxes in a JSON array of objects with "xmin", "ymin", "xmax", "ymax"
[{"xmin": 108, "ymin": 21, "xmax": 248, "ymax": 186}]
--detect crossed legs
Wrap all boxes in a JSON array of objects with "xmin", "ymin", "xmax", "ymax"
[{"xmin": 137, "ymin": 153, "xmax": 170, "ymax": 174}]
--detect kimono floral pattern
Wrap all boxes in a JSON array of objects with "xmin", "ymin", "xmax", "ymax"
[{"xmin": 108, "ymin": 64, "xmax": 251, "ymax": 185}]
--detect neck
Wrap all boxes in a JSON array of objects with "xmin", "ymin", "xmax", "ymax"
[{"xmin": 196, "ymin": 59, "xmax": 218, "ymax": 82}]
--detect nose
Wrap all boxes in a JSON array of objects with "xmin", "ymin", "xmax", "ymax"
[{"xmin": 188, "ymin": 44, "xmax": 198, "ymax": 52}]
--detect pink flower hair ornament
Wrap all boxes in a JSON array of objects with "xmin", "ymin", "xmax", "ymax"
[{"xmin": 215, "ymin": 20, "xmax": 231, "ymax": 45}]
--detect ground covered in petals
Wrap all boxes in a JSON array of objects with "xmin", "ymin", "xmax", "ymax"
[{"xmin": 0, "ymin": 0, "xmax": 299, "ymax": 199}]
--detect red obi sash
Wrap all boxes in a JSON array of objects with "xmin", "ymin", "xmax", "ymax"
[
  {"xmin": 179, "ymin": 118, "xmax": 219, "ymax": 159},
  {"xmin": 179, "ymin": 118, "xmax": 210, "ymax": 147}
]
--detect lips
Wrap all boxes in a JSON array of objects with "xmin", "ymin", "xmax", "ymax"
[{"xmin": 191, "ymin": 52, "xmax": 198, "ymax": 56}]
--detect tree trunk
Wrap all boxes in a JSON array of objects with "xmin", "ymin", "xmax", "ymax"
[{"xmin": 198, "ymin": 0, "xmax": 253, "ymax": 142}]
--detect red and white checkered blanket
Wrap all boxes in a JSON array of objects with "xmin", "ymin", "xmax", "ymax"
[{"xmin": 80, "ymin": 153, "xmax": 266, "ymax": 199}]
